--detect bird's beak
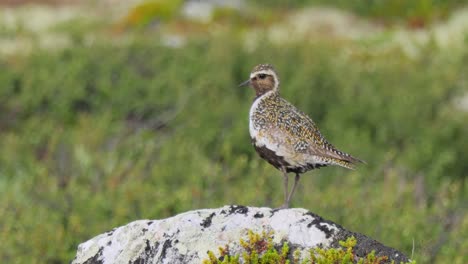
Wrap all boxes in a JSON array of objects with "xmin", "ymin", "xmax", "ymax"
[{"xmin": 238, "ymin": 79, "xmax": 250, "ymax": 87}]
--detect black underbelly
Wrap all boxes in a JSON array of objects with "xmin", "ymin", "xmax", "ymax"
[{"xmin": 252, "ymin": 138, "xmax": 326, "ymax": 173}]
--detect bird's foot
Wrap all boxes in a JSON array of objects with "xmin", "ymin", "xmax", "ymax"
[{"xmin": 274, "ymin": 203, "xmax": 290, "ymax": 210}]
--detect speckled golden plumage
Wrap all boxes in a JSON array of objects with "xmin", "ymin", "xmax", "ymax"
[
  {"xmin": 240, "ymin": 64, "xmax": 364, "ymax": 208},
  {"xmin": 251, "ymin": 92, "xmax": 360, "ymax": 170}
]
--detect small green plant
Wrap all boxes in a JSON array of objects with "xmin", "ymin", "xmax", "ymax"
[
  {"xmin": 309, "ymin": 237, "xmax": 403, "ymax": 264},
  {"xmin": 203, "ymin": 231, "xmax": 416, "ymax": 264},
  {"xmin": 203, "ymin": 230, "xmax": 290, "ymax": 264}
]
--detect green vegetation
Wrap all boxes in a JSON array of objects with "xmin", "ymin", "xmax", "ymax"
[
  {"xmin": 203, "ymin": 230, "xmax": 288, "ymax": 264},
  {"xmin": 116, "ymin": 0, "xmax": 465, "ymax": 32},
  {"xmin": 248, "ymin": 0, "xmax": 464, "ymax": 26},
  {"xmin": 0, "ymin": 27, "xmax": 467, "ymax": 264},
  {"xmin": 203, "ymin": 231, "xmax": 415, "ymax": 264}
]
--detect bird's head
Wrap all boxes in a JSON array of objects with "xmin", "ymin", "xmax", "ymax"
[{"xmin": 239, "ymin": 64, "xmax": 280, "ymax": 97}]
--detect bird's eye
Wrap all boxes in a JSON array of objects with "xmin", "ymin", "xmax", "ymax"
[{"xmin": 258, "ymin": 74, "xmax": 267, "ymax": 79}]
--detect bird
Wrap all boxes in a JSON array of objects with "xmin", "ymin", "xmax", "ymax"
[{"xmin": 239, "ymin": 64, "xmax": 364, "ymax": 209}]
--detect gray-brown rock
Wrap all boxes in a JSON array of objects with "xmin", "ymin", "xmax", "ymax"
[{"xmin": 72, "ymin": 205, "xmax": 409, "ymax": 264}]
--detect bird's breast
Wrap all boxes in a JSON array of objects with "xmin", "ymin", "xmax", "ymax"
[{"xmin": 249, "ymin": 91, "xmax": 274, "ymax": 138}]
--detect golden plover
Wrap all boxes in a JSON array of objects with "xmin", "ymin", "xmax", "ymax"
[{"xmin": 239, "ymin": 64, "xmax": 364, "ymax": 208}]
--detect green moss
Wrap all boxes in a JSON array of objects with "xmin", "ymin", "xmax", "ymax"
[{"xmin": 203, "ymin": 231, "xmax": 416, "ymax": 264}]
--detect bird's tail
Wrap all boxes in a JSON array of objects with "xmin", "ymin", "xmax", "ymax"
[{"xmin": 335, "ymin": 155, "xmax": 366, "ymax": 170}]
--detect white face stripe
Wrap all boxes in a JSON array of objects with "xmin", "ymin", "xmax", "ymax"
[
  {"xmin": 249, "ymin": 69, "xmax": 276, "ymax": 79},
  {"xmin": 249, "ymin": 69, "xmax": 280, "ymax": 91}
]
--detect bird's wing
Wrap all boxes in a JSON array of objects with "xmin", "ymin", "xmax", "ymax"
[{"xmin": 275, "ymin": 98, "xmax": 363, "ymax": 166}]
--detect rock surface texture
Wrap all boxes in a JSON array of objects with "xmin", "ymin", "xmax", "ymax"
[{"xmin": 73, "ymin": 205, "xmax": 409, "ymax": 264}]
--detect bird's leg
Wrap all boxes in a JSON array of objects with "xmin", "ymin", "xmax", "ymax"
[
  {"xmin": 286, "ymin": 173, "xmax": 301, "ymax": 208},
  {"xmin": 278, "ymin": 167, "xmax": 289, "ymax": 209}
]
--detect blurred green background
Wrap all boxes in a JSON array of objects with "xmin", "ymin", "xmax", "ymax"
[{"xmin": 0, "ymin": 0, "xmax": 467, "ymax": 263}]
